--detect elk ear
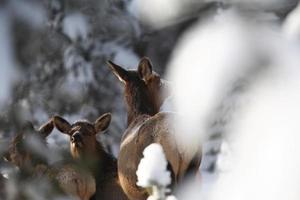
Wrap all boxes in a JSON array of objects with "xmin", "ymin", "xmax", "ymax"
[
  {"xmin": 94, "ymin": 113, "xmax": 111, "ymax": 133},
  {"xmin": 53, "ymin": 116, "xmax": 71, "ymax": 135},
  {"xmin": 38, "ymin": 119, "xmax": 54, "ymax": 138},
  {"xmin": 107, "ymin": 60, "xmax": 129, "ymax": 84},
  {"xmin": 138, "ymin": 57, "xmax": 152, "ymax": 80}
]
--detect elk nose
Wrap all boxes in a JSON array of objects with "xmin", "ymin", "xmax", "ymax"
[{"xmin": 71, "ymin": 132, "xmax": 81, "ymax": 143}]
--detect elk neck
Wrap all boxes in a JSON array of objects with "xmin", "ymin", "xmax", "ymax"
[
  {"xmin": 125, "ymin": 81, "xmax": 157, "ymax": 126},
  {"xmin": 91, "ymin": 141, "xmax": 118, "ymax": 181}
]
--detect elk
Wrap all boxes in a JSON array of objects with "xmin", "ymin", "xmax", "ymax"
[
  {"xmin": 4, "ymin": 120, "xmax": 96, "ymax": 200},
  {"xmin": 107, "ymin": 57, "xmax": 202, "ymax": 200},
  {"xmin": 53, "ymin": 113, "xmax": 128, "ymax": 200}
]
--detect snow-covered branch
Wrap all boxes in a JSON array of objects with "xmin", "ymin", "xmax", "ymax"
[{"xmin": 136, "ymin": 143, "xmax": 177, "ymax": 200}]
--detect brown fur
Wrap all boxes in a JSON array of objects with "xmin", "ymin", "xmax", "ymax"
[
  {"xmin": 108, "ymin": 57, "xmax": 202, "ymax": 200},
  {"xmin": 5, "ymin": 121, "xmax": 49, "ymax": 168},
  {"xmin": 53, "ymin": 164, "xmax": 96, "ymax": 200},
  {"xmin": 53, "ymin": 113, "xmax": 128, "ymax": 200},
  {"xmin": 5, "ymin": 120, "xmax": 96, "ymax": 200}
]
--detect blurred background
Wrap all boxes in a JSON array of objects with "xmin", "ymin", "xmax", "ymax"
[
  {"xmin": 0, "ymin": 0, "xmax": 229, "ymax": 166},
  {"xmin": 0, "ymin": 0, "xmax": 188, "ymax": 154}
]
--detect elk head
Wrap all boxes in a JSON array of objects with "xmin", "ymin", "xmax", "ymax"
[
  {"xmin": 4, "ymin": 120, "xmax": 54, "ymax": 168},
  {"xmin": 53, "ymin": 113, "xmax": 111, "ymax": 160},
  {"xmin": 107, "ymin": 57, "xmax": 170, "ymax": 124}
]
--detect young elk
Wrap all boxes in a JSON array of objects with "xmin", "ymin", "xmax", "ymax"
[
  {"xmin": 53, "ymin": 113, "xmax": 128, "ymax": 200},
  {"xmin": 107, "ymin": 57, "xmax": 202, "ymax": 200},
  {"xmin": 4, "ymin": 120, "xmax": 96, "ymax": 200}
]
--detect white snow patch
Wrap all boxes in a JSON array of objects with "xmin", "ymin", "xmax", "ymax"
[
  {"xmin": 128, "ymin": 0, "xmax": 183, "ymax": 28},
  {"xmin": 147, "ymin": 195, "xmax": 178, "ymax": 200},
  {"xmin": 136, "ymin": 143, "xmax": 171, "ymax": 188},
  {"xmin": 102, "ymin": 42, "xmax": 139, "ymax": 69},
  {"xmin": 210, "ymin": 56, "xmax": 300, "ymax": 200},
  {"xmin": 167, "ymin": 10, "xmax": 256, "ymax": 151},
  {"xmin": 215, "ymin": 140, "xmax": 233, "ymax": 172},
  {"xmin": 63, "ymin": 13, "xmax": 90, "ymax": 42},
  {"xmin": 165, "ymin": 196, "xmax": 177, "ymax": 200},
  {"xmin": 63, "ymin": 46, "xmax": 94, "ymax": 97}
]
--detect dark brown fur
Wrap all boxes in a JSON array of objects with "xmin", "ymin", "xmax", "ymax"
[
  {"xmin": 108, "ymin": 57, "xmax": 202, "ymax": 200},
  {"xmin": 53, "ymin": 113, "xmax": 128, "ymax": 200}
]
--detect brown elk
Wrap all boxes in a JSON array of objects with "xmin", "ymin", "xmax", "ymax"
[
  {"xmin": 53, "ymin": 113, "xmax": 128, "ymax": 200},
  {"xmin": 4, "ymin": 120, "xmax": 96, "ymax": 200},
  {"xmin": 107, "ymin": 57, "xmax": 202, "ymax": 200},
  {"xmin": 4, "ymin": 121, "xmax": 55, "ymax": 169}
]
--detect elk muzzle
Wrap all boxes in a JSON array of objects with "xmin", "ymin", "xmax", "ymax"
[{"xmin": 71, "ymin": 131, "xmax": 83, "ymax": 148}]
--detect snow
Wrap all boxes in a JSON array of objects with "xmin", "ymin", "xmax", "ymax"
[
  {"xmin": 0, "ymin": 10, "xmax": 17, "ymax": 105},
  {"xmin": 167, "ymin": 10, "xmax": 255, "ymax": 154},
  {"xmin": 208, "ymin": 54, "xmax": 300, "ymax": 200},
  {"xmin": 63, "ymin": 45, "xmax": 94, "ymax": 97},
  {"xmin": 147, "ymin": 195, "xmax": 178, "ymax": 200},
  {"xmin": 165, "ymin": 196, "xmax": 177, "ymax": 200},
  {"xmin": 200, "ymin": 139, "xmax": 222, "ymax": 171},
  {"xmin": 176, "ymin": 171, "xmax": 219, "ymax": 200},
  {"xmin": 136, "ymin": 144, "xmax": 178, "ymax": 199},
  {"xmin": 136, "ymin": 142, "xmax": 177, "ymax": 200},
  {"xmin": 25, "ymin": 134, "xmax": 63, "ymax": 164},
  {"xmin": 128, "ymin": 0, "xmax": 183, "ymax": 28},
  {"xmin": 128, "ymin": 0, "xmax": 292, "ymax": 28},
  {"xmin": 63, "ymin": 13, "xmax": 90, "ymax": 42},
  {"xmin": 159, "ymin": 96, "xmax": 174, "ymax": 112},
  {"xmin": 215, "ymin": 140, "xmax": 233, "ymax": 172},
  {"xmin": 102, "ymin": 41, "xmax": 139, "ymax": 69},
  {"xmin": 159, "ymin": 79, "xmax": 174, "ymax": 112},
  {"xmin": 166, "ymin": 6, "xmax": 300, "ymax": 200},
  {"xmin": 47, "ymin": 128, "xmax": 69, "ymax": 151},
  {"xmin": 10, "ymin": 0, "xmax": 46, "ymax": 28},
  {"xmin": 136, "ymin": 143, "xmax": 171, "ymax": 188},
  {"xmin": 282, "ymin": 2, "xmax": 300, "ymax": 40}
]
